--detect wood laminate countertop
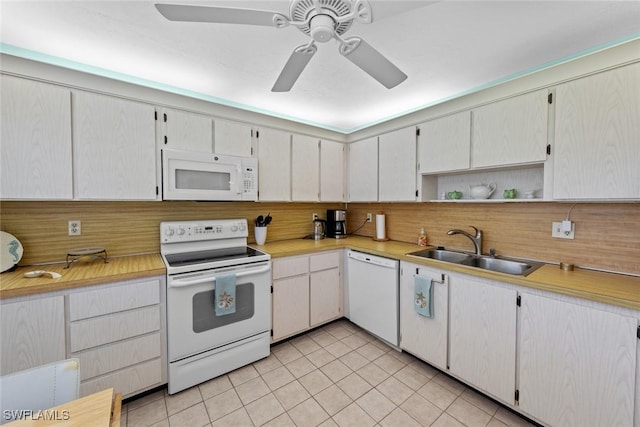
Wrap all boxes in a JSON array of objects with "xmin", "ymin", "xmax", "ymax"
[
  {"xmin": 0, "ymin": 254, "xmax": 165, "ymax": 299},
  {"xmin": 257, "ymin": 236, "xmax": 640, "ymax": 311},
  {"xmin": 1, "ymin": 237, "xmax": 638, "ymax": 311}
]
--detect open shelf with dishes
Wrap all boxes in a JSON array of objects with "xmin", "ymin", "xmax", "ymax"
[{"xmin": 419, "ymin": 164, "xmax": 546, "ymax": 202}]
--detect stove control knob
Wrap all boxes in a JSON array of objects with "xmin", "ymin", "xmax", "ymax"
[
  {"xmin": 165, "ymin": 227, "xmax": 175, "ymax": 237},
  {"xmin": 177, "ymin": 228, "xmax": 185, "ymax": 236},
  {"xmin": 239, "ymin": 223, "xmax": 246, "ymax": 231},
  {"xmin": 231, "ymin": 224, "xmax": 238, "ymax": 232}
]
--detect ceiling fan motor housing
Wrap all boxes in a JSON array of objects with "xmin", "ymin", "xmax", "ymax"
[
  {"xmin": 291, "ymin": 0, "xmax": 354, "ymax": 38},
  {"xmin": 309, "ymin": 14, "xmax": 335, "ymax": 42}
]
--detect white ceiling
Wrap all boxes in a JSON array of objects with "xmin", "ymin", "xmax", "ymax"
[{"xmin": 1, "ymin": 1, "xmax": 639, "ymax": 133}]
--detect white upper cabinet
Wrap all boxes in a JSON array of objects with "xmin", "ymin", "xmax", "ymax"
[
  {"xmin": 213, "ymin": 119, "xmax": 253, "ymax": 157},
  {"xmin": 1, "ymin": 76, "xmax": 73, "ymax": 199},
  {"xmin": 418, "ymin": 111, "xmax": 471, "ymax": 174},
  {"xmin": 472, "ymin": 89, "xmax": 548, "ymax": 168},
  {"xmin": 257, "ymin": 128, "xmax": 291, "ymax": 201},
  {"xmin": 320, "ymin": 140, "xmax": 345, "ymax": 202},
  {"xmin": 159, "ymin": 108, "xmax": 213, "ymax": 152},
  {"xmin": 378, "ymin": 127, "xmax": 417, "ymax": 201},
  {"xmin": 291, "ymin": 134, "xmax": 320, "ymax": 202},
  {"xmin": 347, "ymin": 137, "xmax": 378, "ymax": 202},
  {"xmin": 73, "ymin": 92, "xmax": 157, "ymax": 200},
  {"xmin": 553, "ymin": 63, "xmax": 640, "ymax": 200}
]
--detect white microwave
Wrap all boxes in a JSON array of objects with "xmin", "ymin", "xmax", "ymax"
[{"xmin": 162, "ymin": 149, "xmax": 258, "ymax": 201}]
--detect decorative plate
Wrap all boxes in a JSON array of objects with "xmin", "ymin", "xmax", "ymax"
[{"xmin": 0, "ymin": 231, "xmax": 23, "ymax": 273}]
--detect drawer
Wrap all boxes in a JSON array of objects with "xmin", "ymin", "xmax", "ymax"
[
  {"xmin": 310, "ymin": 251, "xmax": 340, "ymax": 272},
  {"xmin": 273, "ymin": 255, "xmax": 309, "ymax": 279},
  {"xmin": 80, "ymin": 358, "xmax": 163, "ymax": 399},
  {"xmin": 70, "ymin": 306, "xmax": 160, "ymax": 352},
  {"xmin": 69, "ymin": 280, "xmax": 160, "ymax": 321},
  {"xmin": 74, "ymin": 333, "xmax": 161, "ymax": 381}
]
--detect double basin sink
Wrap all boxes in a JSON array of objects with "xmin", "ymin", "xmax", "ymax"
[{"xmin": 407, "ymin": 247, "xmax": 544, "ymax": 276}]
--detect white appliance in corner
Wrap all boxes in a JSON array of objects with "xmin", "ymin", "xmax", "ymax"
[
  {"xmin": 346, "ymin": 250, "xmax": 400, "ymax": 346},
  {"xmin": 162, "ymin": 149, "xmax": 257, "ymax": 201}
]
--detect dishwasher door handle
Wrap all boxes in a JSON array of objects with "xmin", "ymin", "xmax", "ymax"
[{"xmin": 347, "ymin": 251, "xmax": 397, "ymax": 268}]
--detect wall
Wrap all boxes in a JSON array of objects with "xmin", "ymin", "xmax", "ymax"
[
  {"xmin": 2, "ymin": 200, "xmax": 638, "ymax": 276},
  {"xmin": 0, "ymin": 201, "xmax": 343, "ymax": 265},
  {"xmin": 346, "ymin": 202, "xmax": 640, "ymax": 276}
]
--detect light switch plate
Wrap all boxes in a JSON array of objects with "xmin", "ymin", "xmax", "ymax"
[{"xmin": 552, "ymin": 221, "xmax": 574, "ymax": 239}]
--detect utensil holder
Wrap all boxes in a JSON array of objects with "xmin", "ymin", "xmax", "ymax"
[{"xmin": 255, "ymin": 226, "xmax": 267, "ymax": 245}]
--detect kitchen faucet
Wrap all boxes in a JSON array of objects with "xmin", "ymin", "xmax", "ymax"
[{"xmin": 447, "ymin": 226, "xmax": 483, "ymax": 255}]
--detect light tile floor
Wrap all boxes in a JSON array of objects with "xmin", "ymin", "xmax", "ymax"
[{"xmin": 121, "ymin": 320, "xmax": 539, "ymax": 427}]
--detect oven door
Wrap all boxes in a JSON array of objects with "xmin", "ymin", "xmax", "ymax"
[{"xmin": 167, "ymin": 261, "xmax": 271, "ymax": 362}]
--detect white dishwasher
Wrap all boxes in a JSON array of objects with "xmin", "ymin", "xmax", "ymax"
[{"xmin": 347, "ymin": 250, "xmax": 400, "ymax": 346}]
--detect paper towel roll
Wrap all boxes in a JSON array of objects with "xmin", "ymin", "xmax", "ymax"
[{"xmin": 375, "ymin": 214, "xmax": 386, "ymax": 240}]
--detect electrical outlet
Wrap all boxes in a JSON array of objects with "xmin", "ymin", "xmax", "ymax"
[
  {"xmin": 552, "ymin": 221, "xmax": 575, "ymax": 239},
  {"xmin": 366, "ymin": 213, "xmax": 372, "ymax": 222},
  {"xmin": 312, "ymin": 213, "xmax": 318, "ymax": 220},
  {"xmin": 68, "ymin": 220, "xmax": 81, "ymax": 236}
]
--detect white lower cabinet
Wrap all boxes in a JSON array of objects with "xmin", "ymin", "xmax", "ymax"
[
  {"xmin": 272, "ymin": 251, "xmax": 342, "ymax": 342},
  {"xmin": 518, "ymin": 292, "xmax": 637, "ymax": 427},
  {"xmin": 449, "ymin": 274, "xmax": 517, "ymax": 404},
  {"xmin": 68, "ymin": 277, "xmax": 166, "ymax": 398},
  {"xmin": 0, "ymin": 295, "xmax": 66, "ymax": 375},
  {"xmin": 399, "ymin": 262, "xmax": 448, "ymax": 371},
  {"xmin": 397, "ymin": 264, "xmax": 639, "ymax": 426}
]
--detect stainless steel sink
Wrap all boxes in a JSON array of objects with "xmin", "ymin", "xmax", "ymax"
[
  {"xmin": 460, "ymin": 256, "xmax": 542, "ymax": 276},
  {"xmin": 407, "ymin": 248, "xmax": 474, "ymax": 264},
  {"xmin": 407, "ymin": 247, "xmax": 544, "ymax": 276}
]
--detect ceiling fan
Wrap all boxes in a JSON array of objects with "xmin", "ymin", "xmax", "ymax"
[{"xmin": 155, "ymin": 0, "xmax": 407, "ymax": 92}]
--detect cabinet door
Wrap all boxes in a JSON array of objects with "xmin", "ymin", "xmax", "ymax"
[
  {"xmin": 449, "ymin": 275, "xmax": 517, "ymax": 403},
  {"xmin": 73, "ymin": 92, "xmax": 157, "ymax": 200},
  {"xmin": 320, "ymin": 140, "xmax": 345, "ymax": 202},
  {"xmin": 399, "ymin": 263, "xmax": 448, "ymax": 370},
  {"xmin": 347, "ymin": 137, "xmax": 378, "ymax": 202},
  {"xmin": 553, "ymin": 63, "xmax": 640, "ymax": 199},
  {"xmin": 291, "ymin": 134, "xmax": 320, "ymax": 201},
  {"xmin": 1, "ymin": 296, "xmax": 65, "ymax": 375},
  {"xmin": 310, "ymin": 268, "xmax": 341, "ymax": 327},
  {"xmin": 162, "ymin": 108, "xmax": 212, "ymax": 152},
  {"xmin": 418, "ymin": 111, "xmax": 471, "ymax": 174},
  {"xmin": 518, "ymin": 293, "xmax": 636, "ymax": 427},
  {"xmin": 0, "ymin": 76, "xmax": 73, "ymax": 199},
  {"xmin": 378, "ymin": 127, "xmax": 417, "ymax": 201},
  {"xmin": 272, "ymin": 275, "xmax": 310, "ymax": 341},
  {"xmin": 258, "ymin": 128, "xmax": 291, "ymax": 201},
  {"xmin": 213, "ymin": 119, "xmax": 253, "ymax": 157},
  {"xmin": 472, "ymin": 89, "xmax": 548, "ymax": 168}
]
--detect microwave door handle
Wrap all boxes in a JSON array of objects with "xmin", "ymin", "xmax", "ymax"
[
  {"xmin": 234, "ymin": 166, "xmax": 242, "ymax": 195},
  {"xmin": 169, "ymin": 264, "xmax": 271, "ymax": 288}
]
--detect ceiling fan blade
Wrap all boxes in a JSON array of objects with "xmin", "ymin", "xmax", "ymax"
[
  {"xmin": 339, "ymin": 37, "xmax": 407, "ymax": 89},
  {"xmin": 272, "ymin": 44, "xmax": 317, "ymax": 92},
  {"xmin": 155, "ymin": 3, "xmax": 284, "ymax": 27}
]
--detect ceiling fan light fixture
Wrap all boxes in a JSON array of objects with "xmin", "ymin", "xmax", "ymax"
[{"xmin": 309, "ymin": 14, "xmax": 335, "ymax": 43}]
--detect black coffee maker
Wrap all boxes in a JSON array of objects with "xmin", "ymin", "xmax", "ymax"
[{"xmin": 326, "ymin": 209, "xmax": 347, "ymax": 239}]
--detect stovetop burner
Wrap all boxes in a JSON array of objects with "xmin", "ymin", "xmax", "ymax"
[
  {"xmin": 164, "ymin": 246, "xmax": 266, "ymax": 268},
  {"xmin": 160, "ymin": 219, "xmax": 271, "ymax": 275}
]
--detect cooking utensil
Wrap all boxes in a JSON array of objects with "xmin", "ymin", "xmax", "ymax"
[{"xmin": 256, "ymin": 215, "xmax": 264, "ymax": 226}]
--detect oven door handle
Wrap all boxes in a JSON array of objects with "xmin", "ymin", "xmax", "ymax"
[{"xmin": 169, "ymin": 265, "xmax": 271, "ymax": 288}]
